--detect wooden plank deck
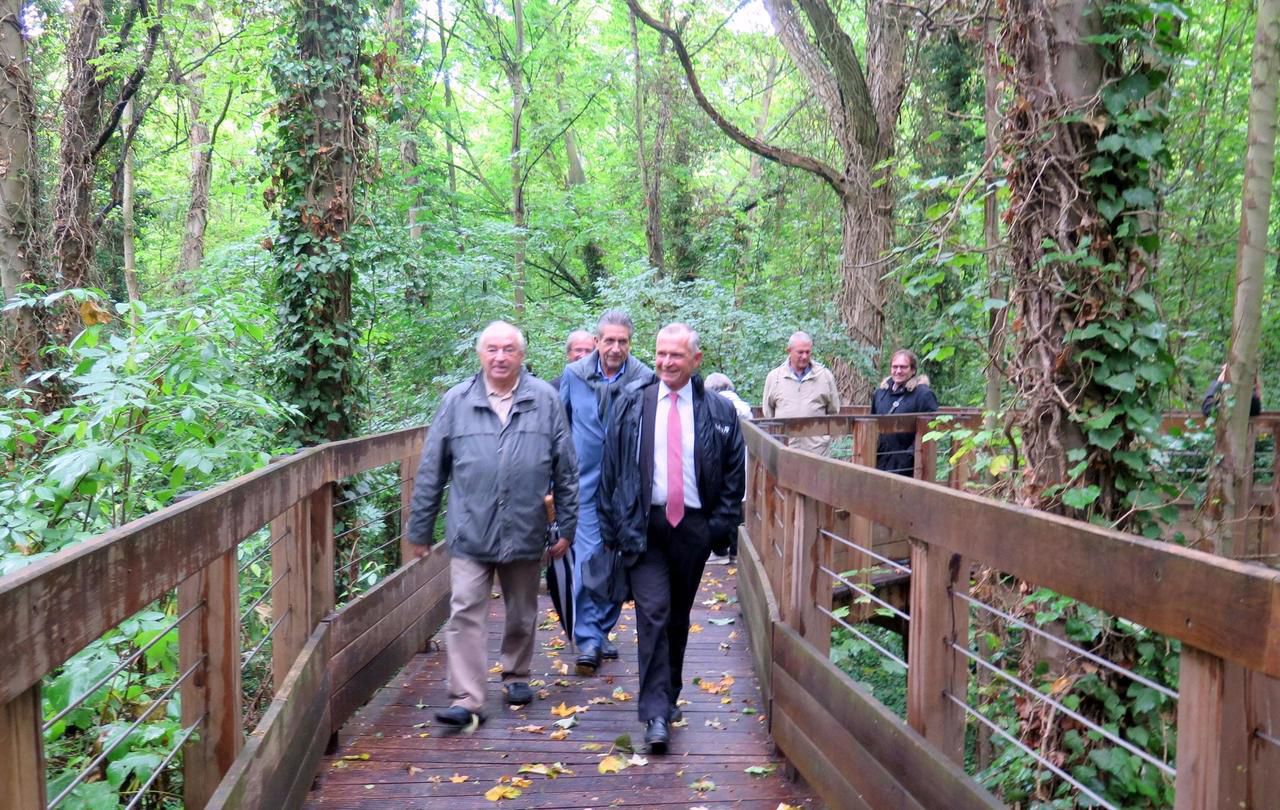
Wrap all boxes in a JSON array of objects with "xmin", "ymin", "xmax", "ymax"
[{"xmin": 304, "ymin": 563, "xmax": 820, "ymax": 809}]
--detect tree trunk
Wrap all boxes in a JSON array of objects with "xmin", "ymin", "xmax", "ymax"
[
  {"xmin": 983, "ymin": 8, "xmax": 1005, "ymax": 424},
  {"xmin": 270, "ymin": 0, "xmax": 365, "ymax": 445},
  {"xmin": 1004, "ymin": 0, "xmax": 1106, "ymax": 502},
  {"xmin": 559, "ymin": 71, "xmax": 586, "ymax": 187},
  {"xmin": 0, "ymin": 0, "xmax": 50, "ymax": 382},
  {"xmin": 388, "ymin": 0, "xmax": 421, "ymax": 239},
  {"xmin": 630, "ymin": 10, "xmax": 667, "ymax": 273},
  {"xmin": 1205, "ymin": 0, "xmax": 1280, "ymax": 557},
  {"xmin": 509, "ymin": 0, "xmax": 526, "ymax": 315},
  {"xmin": 51, "ymin": 0, "xmax": 108, "ymax": 339},
  {"xmin": 437, "ymin": 0, "xmax": 457, "ymax": 200},
  {"xmin": 749, "ymin": 52, "xmax": 780, "ymax": 181},
  {"xmin": 177, "ymin": 3, "xmax": 214, "ymax": 278},
  {"xmin": 122, "ymin": 100, "xmax": 140, "ymax": 302}
]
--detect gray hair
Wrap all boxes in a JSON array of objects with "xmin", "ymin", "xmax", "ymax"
[
  {"xmin": 564, "ymin": 329, "xmax": 594, "ymax": 352},
  {"xmin": 596, "ymin": 309, "xmax": 635, "ymax": 336},
  {"xmin": 787, "ymin": 330, "xmax": 813, "ymax": 350},
  {"xmin": 704, "ymin": 373, "xmax": 735, "ymax": 392},
  {"xmin": 475, "ymin": 321, "xmax": 527, "ymax": 352},
  {"xmin": 657, "ymin": 322, "xmax": 700, "ymax": 353}
]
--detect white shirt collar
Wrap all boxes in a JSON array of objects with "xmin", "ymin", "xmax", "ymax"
[{"xmin": 657, "ymin": 380, "xmax": 692, "ymax": 403}]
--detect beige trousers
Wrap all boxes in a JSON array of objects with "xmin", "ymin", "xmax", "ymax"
[{"xmin": 445, "ymin": 554, "xmax": 542, "ymax": 712}]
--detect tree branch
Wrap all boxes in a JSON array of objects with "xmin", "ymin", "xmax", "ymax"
[{"xmin": 625, "ymin": 0, "xmax": 847, "ymax": 196}]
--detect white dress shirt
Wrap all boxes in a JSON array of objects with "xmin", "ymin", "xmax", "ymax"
[{"xmin": 652, "ymin": 381, "xmax": 701, "ymax": 509}]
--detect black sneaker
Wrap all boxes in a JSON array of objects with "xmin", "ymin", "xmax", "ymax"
[
  {"xmin": 434, "ymin": 705, "xmax": 483, "ymax": 733},
  {"xmin": 504, "ymin": 681, "xmax": 534, "ymax": 706}
]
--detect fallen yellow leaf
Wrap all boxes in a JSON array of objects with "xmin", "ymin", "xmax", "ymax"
[
  {"xmin": 518, "ymin": 763, "xmax": 551, "ymax": 776},
  {"xmin": 550, "ymin": 702, "xmax": 588, "ymax": 717},
  {"xmin": 484, "ymin": 785, "xmax": 522, "ymax": 801},
  {"xmin": 511, "ymin": 777, "xmax": 533, "ymax": 788},
  {"xmin": 514, "ymin": 724, "xmax": 545, "ymax": 734},
  {"xmin": 611, "ymin": 687, "xmax": 633, "ymax": 701},
  {"xmin": 579, "ymin": 742, "xmax": 605, "ymax": 751},
  {"xmin": 549, "ymin": 728, "xmax": 570, "ymax": 741},
  {"xmin": 341, "ymin": 753, "xmax": 371, "ymax": 761},
  {"xmin": 488, "ymin": 662, "xmax": 503, "ymax": 674},
  {"xmin": 598, "ymin": 755, "xmax": 624, "ymax": 774},
  {"xmin": 689, "ymin": 624, "xmax": 703, "ymax": 633},
  {"xmin": 449, "ymin": 774, "xmax": 470, "ymax": 783}
]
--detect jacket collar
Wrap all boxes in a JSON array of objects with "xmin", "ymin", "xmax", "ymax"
[
  {"xmin": 879, "ymin": 373, "xmax": 929, "ymax": 393},
  {"xmin": 465, "ymin": 370, "xmax": 537, "ymax": 408}
]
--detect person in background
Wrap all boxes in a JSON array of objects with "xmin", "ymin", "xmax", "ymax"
[
  {"xmin": 549, "ymin": 330, "xmax": 596, "ymax": 391},
  {"xmin": 560, "ymin": 310, "xmax": 654, "ymax": 677},
  {"xmin": 869, "ymin": 348, "xmax": 938, "ymax": 476},
  {"xmin": 599, "ymin": 324, "xmax": 744, "ymax": 753},
  {"xmin": 761, "ymin": 331, "xmax": 841, "ymax": 455},
  {"xmin": 408, "ymin": 321, "xmax": 578, "ymax": 732},
  {"xmin": 1201, "ymin": 363, "xmax": 1262, "ymax": 418},
  {"xmin": 703, "ymin": 372, "xmax": 750, "ymax": 565}
]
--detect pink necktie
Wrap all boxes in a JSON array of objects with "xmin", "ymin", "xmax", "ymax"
[{"xmin": 666, "ymin": 391, "xmax": 685, "ymax": 527}]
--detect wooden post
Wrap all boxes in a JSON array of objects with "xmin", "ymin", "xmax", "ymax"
[
  {"xmin": 780, "ymin": 488, "xmax": 798, "ymax": 619},
  {"xmin": 399, "ymin": 456, "xmax": 417, "ymax": 564},
  {"xmin": 1269, "ymin": 421, "xmax": 1280, "ymax": 563},
  {"xmin": 849, "ymin": 420, "xmax": 879, "ymax": 622},
  {"xmin": 914, "ymin": 416, "xmax": 938, "ymax": 483},
  {"xmin": 1175, "ymin": 647, "xmax": 1280, "ymax": 809},
  {"xmin": 906, "ymin": 539, "xmax": 967, "ymax": 765},
  {"xmin": 309, "ymin": 484, "xmax": 335, "ymax": 625},
  {"xmin": 796, "ymin": 495, "xmax": 831, "ymax": 654},
  {"xmin": 272, "ymin": 499, "xmax": 311, "ymax": 692},
  {"xmin": 179, "ymin": 549, "xmax": 242, "ymax": 808},
  {"xmin": 0, "ymin": 685, "xmax": 45, "ymax": 809}
]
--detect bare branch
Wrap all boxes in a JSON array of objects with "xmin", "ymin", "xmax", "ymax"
[{"xmin": 624, "ymin": 0, "xmax": 847, "ymax": 196}]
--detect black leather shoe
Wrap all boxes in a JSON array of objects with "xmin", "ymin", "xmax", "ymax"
[
  {"xmin": 602, "ymin": 641, "xmax": 619, "ymax": 660},
  {"xmin": 645, "ymin": 717, "xmax": 670, "ymax": 753},
  {"xmin": 503, "ymin": 681, "xmax": 533, "ymax": 706},
  {"xmin": 575, "ymin": 646, "xmax": 602, "ymax": 676},
  {"xmin": 668, "ymin": 704, "xmax": 683, "ymax": 724}
]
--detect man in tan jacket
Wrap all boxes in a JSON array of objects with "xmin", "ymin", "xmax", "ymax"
[{"xmin": 761, "ymin": 331, "xmax": 841, "ymax": 455}]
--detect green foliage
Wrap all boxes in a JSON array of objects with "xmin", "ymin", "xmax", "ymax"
[{"xmin": 1, "ymin": 290, "xmax": 294, "ymax": 574}]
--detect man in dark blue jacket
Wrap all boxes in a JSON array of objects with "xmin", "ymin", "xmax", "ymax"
[
  {"xmin": 560, "ymin": 310, "xmax": 653, "ymax": 675},
  {"xmin": 599, "ymin": 323, "xmax": 745, "ymax": 753}
]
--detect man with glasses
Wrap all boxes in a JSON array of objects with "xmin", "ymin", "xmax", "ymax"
[
  {"xmin": 870, "ymin": 348, "xmax": 938, "ymax": 475},
  {"xmin": 408, "ymin": 321, "xmax": 579, "ymax": 732}
]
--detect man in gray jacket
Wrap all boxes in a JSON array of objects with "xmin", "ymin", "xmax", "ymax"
[{"xmin": 408, "ymin": 321, "xmax": 579, "ymax": 732}]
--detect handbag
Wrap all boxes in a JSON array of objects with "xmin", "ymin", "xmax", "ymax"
[{"xmin": 581, "ymin": 545, "xmax": 629, "ymax": 604}]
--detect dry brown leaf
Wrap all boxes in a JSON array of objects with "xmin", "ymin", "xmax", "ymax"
[
  {"xmin": 548, "ymin": 728, "xmax": 570, "ymax": 741},
  {"xmin": 514, "ymin": 724, "xmax": 545, "ymax": 734},
  {"xmin": 484, "ymin": 785, "xmax": 522, "ymax": 801}
]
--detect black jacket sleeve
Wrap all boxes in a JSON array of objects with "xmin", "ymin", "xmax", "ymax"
[{"xmin": 709, "ymin": 410, "xmax": 745, "ymax": 554}]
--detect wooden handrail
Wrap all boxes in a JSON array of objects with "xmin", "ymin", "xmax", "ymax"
[
  {"xmin": 0, "ymin": 425, "xmax": 435, "ymax": 810},
  {"xmin": 738, "ymin": 415, "xmax": 1280, "ymax": 810}
]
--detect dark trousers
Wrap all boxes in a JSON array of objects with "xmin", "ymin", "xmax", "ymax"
[{"xmin": 629, "ymin": 507, "xmax": 712, "ymax": 722}]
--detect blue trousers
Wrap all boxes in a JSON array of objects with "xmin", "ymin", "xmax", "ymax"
[{"xmin": 571, "ymin": 502, "xmax": 622, "ymax": 650}]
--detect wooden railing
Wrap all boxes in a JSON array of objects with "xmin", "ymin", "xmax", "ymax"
[
  {"xmin": 756, "ymin": 408, "xmax": 1280, "ymax": 563},
  {"xmin": 737, "ymin": 414, "xmax": 1280, "ymax": 809},
  {"xmin": 0, "ymin": 426, "xmax": 446, "ymax": 809}
]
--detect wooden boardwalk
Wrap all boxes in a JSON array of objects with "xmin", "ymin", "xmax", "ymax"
[{"xmin": 304, "ymin": 563, "xmax": 820, "ymax": 809}]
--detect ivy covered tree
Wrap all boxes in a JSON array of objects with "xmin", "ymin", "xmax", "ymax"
[
  {"xmin": 266, "ymin": 0, "xmax": 368, "ymax": 444},
  {"xmin": 1002, "ymin": 0, "xmax": 1179, "ymax": 530}
]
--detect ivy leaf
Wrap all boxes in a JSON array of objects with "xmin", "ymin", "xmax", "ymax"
[
  {"xmin": 1061, "ymin": 486, "xmax": 1101, "ymax": 510},
  {"xmin": 1098, "ymin": 372, "xmax": 1137, "ymax": 392}
]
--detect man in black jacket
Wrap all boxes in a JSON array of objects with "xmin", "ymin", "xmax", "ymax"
[
  {"xmin": 599, "ymin": 323, "xmax": 745, "ymax": 753},
  {"xmin": 870, "ymin": 349, "xmax": 939, "ymax": 476}
]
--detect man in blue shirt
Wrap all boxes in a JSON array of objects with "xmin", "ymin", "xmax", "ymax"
[{"xmin": 560, "ymin": 310, "xmax": 654, "ymax": 675}]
